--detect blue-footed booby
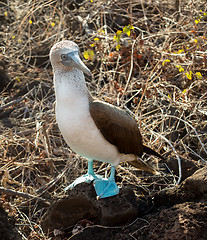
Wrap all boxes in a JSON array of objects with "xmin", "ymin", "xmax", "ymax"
[{"xmin": 50, "ymin": 40, "xmax": 163, "ymax": 199}]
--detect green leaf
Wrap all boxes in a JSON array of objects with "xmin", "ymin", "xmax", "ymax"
[
  {"xmin": 123, "ymin": 25, "xmax": 134, "ymax": 36},
  {"xmin": 113, "ymin": 30, "xmax": 122, "ymax": 43},
  {"xmin": 116, "ymin": 44, "xmax": 121, "ymax": 51},
  {"xmin": 123, "ymin": 26, "xmax": 130, "ymax": 36}
]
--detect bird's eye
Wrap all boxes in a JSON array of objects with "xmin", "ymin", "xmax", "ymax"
[{"xmin": 61, "ymin": 54, "xmax": 67, "ymax": 60}]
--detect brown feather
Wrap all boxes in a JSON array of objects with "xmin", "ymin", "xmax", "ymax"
[
  {"xmin": 89, "ymin": 98, "xmax": 163, "ymax": 174},
  {"xmin": 127, "ymin": 160, "xmax": 157, "ymax": 174},
  {"xmin": 143, "ymin": 145, "xmax": 164, "ymax": 160},
  {"xmin": 89, "ymin": 100, "xmax": 143, "ymax": 156}
]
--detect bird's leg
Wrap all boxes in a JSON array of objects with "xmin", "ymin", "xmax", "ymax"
[
  {"xmin": 64, "ymin": 160, "xmax": 103, "ymax": 191},
  {"xmin": 94, "ymin": 165, "xmax": 119, "ymax": 199},
  {"xmin": 87, "ymin": 160, "xmax": 95, "ymax": 175}
]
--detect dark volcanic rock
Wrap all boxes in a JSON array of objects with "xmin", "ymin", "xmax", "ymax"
[
  {"xmin": 41, "ymin": 166, "xmax": 207, "ymax": 239},
  {"xmin": 125, "ymin": 201, "xmax": 207, "ymax": 240},
  {"xmin": 41, "ymin": 183, "xmax": 139, "ymax": 234},
  {"xmin": 165, "ymin": 156, "xmax": 199, "ymax": 181},
  {"xmin": 154, "ymin": 165, "xmax": 207, "ymax": 207},
  {"xmin": 0, "ymin": 60, "xmax": 13, "ymax": 92},
  {"xmin": 0, "ymin": 205, "xmax": 21, "ymax": 240}
]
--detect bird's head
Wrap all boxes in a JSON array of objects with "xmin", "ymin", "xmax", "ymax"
[{"xmin": 50, "ymin": 40, "xmax": 91, "ymax": 76}]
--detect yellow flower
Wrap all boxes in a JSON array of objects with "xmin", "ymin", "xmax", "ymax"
[
  {"xmin": 4, "ymin": 12, "xmax": 7, "ymax": 17},
  {"xmin": 195, "ymin": 72, "xmax": 202, "ymax": 79},
  {"xmin": 162, "ymin": 59, "xmax": 170, "ymax": 66},
  {"xmin": 51, "ymin": 22, "xmax": 55, "ymax": 27},
  {"xmin": 175, "ymin": 65, "xmax": 184, "ymax": 72},
  {"xmin": 29, "ymin": 20, "xmax": 33, "ymax": 24},
  {"xmin": 83, "ymin": 50, "xmax": 94, "ymax": 61},
  {"xmin": 177, "ymin": 49, "xmax": 184, "ymax": 54},
  {"xmin": 182, "ymin": 89, "xmax": 187, "ymax": 94},
  {"xmin": 16, "ymin": 77, "xmax": 21, "ymax": 82},
  {"xmin": 185, "ymin": 71, "xmax": 192, "ymax": 80}
]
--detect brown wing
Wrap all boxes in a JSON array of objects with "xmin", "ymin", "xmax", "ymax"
[{"xmin": 89, "ymin": 100, "xmax": 143, "ymax": 157}]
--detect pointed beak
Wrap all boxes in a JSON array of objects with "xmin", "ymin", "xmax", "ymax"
[{"xmin": 62, "ymin": 51, "xmax": 92, "ymax": 76}]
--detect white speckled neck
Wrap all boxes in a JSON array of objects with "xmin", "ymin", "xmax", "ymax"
[{"xmin": 54, "ymin": 68, "xmax": 89, "ymax": 109}]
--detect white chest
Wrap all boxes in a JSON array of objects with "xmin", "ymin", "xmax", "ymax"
[
  {"xmin": 54, "ymin": 71, "xmax": 122, "ymax": 166},
  {"xmin": 56, "ymin": 100, "xmax": 122, "ymax": 165}
]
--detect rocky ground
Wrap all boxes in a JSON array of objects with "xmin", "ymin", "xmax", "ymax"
[
  {"xmin": 0, "ymin": 0, "xmax": 206, "ymax": 239},
  {"xmin": 40, "ymin": 165, "xmax": 207, "ymax": 240}
]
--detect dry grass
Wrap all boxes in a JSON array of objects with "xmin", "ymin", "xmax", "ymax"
[{"xmin": 0, "ymin": 0, "xmax": 207, "ymax": 238}]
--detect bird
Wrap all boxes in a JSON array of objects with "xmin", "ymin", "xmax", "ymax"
[{"xmin": 50, "ymin": 40, "xmax": 163, "ymax": 199}]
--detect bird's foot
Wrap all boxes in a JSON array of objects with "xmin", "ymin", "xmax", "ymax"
[
  {"xmin": 64, "ymin": 173, "xmax": 103, "ymax": 191},
  {"xmin": 94, "ymin": 179, "xmax": 119, "ymax": 199}
]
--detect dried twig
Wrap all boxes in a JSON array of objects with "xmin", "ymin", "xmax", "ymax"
[
  {"xmin": 0, "ymin": 88, "xmax": 34, "ymax": 111},
  {"xmin": 0, "ymin": 187, "xmax": 49, "ymax": 204}
]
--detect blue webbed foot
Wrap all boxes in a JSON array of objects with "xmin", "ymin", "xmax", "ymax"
[
  {"xmin": 94, "ymin": 178, "xmax": 119, "ymax": 199},
  {"xmin": 64, "ymin": 173, "xmax": 103, "ymax": 191}
]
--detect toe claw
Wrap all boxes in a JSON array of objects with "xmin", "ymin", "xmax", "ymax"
[
  {"xmin": 64, "ymin": 173, "xmax": 104, "ymax": 191},
  {"xmin": 94, "ymin": 179, "xmax": 119, "ymax": 199}
]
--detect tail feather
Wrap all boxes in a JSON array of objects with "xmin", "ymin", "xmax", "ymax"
[
  {"xmin": 143, "ymin": 145, "xmax": 164, "ymax": 160},
  {"xmin": 127, "ymin": 159, "xmax": 158, "ymax": 174},
  {"xmin": 127, "ymin": 145, "xmax": 164, "ymax": 174}
]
